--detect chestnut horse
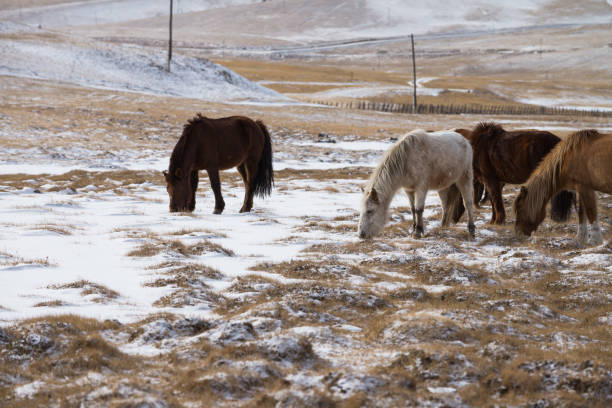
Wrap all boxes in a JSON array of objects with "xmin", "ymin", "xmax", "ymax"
[
  {"xmin": 459, "ymin": 122, "xmax": 574, "ymax": 224},
  {"xmin": 164, "ymin": 114, "xmax": 273, "ymax": 213},
  {"xmin": 514, "ymin": 130, "xmax": 612, "ymax": 245}
]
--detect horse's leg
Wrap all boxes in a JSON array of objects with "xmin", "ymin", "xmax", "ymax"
[
  {"xmin": 486, "ymin": 179, "xmax": 504, "ymax": 224},
  {"xmin": 413, "ymin": 189, "xmax": 427, "ymax": 238},
  {"xmin": 580, "ymin": 187, "xmax": 603, "ymax": 245},
  {"xmin": 456, "ymin": 174, "xmax": 476, "ymax": 238},
  {"xmin": 188, "ymin": 170, "xmax": 199, "ymax": 212},
  {"xmin": 240, "ymin": 158, "xmax": 259, "ymax": 213},
  {"xmin": 404, "ymin": 189, "xmax": 417, "ymax": 233},
  {"xmin": 438, "ymin": 187, "xmax": 451, "ymax": 227},
  {"xmin": 237, "ymin": 163, "xmax": 250, "ymax": 213},
  {"xmin": 207, "ymin": 168, "xmax": 225, "ymax": 214},
  {"xmin": 576, "ymin": 192, "xmax": 588, "ymax": 244}
]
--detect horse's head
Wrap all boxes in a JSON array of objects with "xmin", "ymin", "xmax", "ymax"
[
  {"xmin": 513, "ymin": 186, "xmax": 545, "ymax": 238},
  {"xmin": 358, "ymin": 188, "xmax": 387, "ymax": 239},
  {"xmin": 164, "ymin": 168, "xmax": 195, "ymax": 212}
]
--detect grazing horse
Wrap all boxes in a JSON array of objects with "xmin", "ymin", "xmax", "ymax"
[
  {"xmin": 358, "ymin": 129, "xmax": 475, "ymax": 239},
  {"xmin": 465, "ymin": 122, "xmax": 574, "ymax": 224},
  {"xmin": 164, "ymin": 114, "xmax": 273, "ymax": 213},
  {"xmin": 514, "ymin": 129, "xmax": 612, "ymax": 245}
]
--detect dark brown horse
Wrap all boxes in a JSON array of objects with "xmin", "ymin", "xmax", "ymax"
[
  {"xmin": 461, "ymin": 122, "xmax": 574, "ymax": 224},
  {"xmin": 164, "ymin": 114, "xmax": 273, "ymax": 213}
]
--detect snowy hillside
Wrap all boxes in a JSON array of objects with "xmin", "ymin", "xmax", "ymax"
[
  {"xmin": 22, "ymin": 0, "xmax": 612, "ymax": 45},
  {"xmin": 0, "ymin": 23, "xmax": 285, "ymax": 102},
  {"xmin": 0, "ymin": 0, "xmax": 260, "ymax": 28}
]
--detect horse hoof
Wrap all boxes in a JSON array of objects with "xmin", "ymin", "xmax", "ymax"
[{"xmin": 213, "ymin": 208, "xmax": 224, "ymax": 215}]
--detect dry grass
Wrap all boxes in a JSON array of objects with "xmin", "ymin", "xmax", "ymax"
[
  {"xmin": 128, "ymin": 238, "xmax": 234, "ymax": 258},
  {"xmin": 1, "ymin": 33, "xmax": 611, "ymax": 406},
  {"xmin": 0, "ymin": 251, "xmax": 55, "ymax": 268},
  {"xmin": 49, "ymin": 280, "xmax": 120, "ymax": 303},
  {"xmin": 33, "ymin": 299, "xmax": 67, "ymax": 307}
]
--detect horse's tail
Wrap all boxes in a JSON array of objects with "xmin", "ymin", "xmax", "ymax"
[
  {"xmin": 550, "ymin": 190, "xmax": 575, "ymax": 222},
  {"xmin": 447, "ymin": 183, "xmax": 465, "ymax": 224},
  {"xmin": 473, "ymin": 180, "xmax": 485, "ymax": 208},
  {"xmin": 253, "ymin": 120, "xmax": 274, "ymax": 197}
]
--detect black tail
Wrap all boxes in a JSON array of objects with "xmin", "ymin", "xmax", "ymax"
[
  {"xmin": 473, "ymin": 180, "xmax": 485, "ymax": 208},
  {"xmin": 447, "ymin": 183, "xmax": 465, "ymax": 224},
  {"xmin": 253, "ymin": 120, "xmax": 274, "ymax": 198},
  {"xmin": 550, "ymin": 190, "xmax": 575, "ymax": 222}
]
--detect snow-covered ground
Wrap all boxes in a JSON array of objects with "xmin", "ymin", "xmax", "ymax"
[
  {"xmin": 0, "ymin": 2, "xmax": 611, "ymax": 405},
  {"xmin": 0, "ymin": 0, "xmax": 259, "ymax": 28},
  {"xmin": 5, "ymin": 0, "xmax": 609, "ymax": 42},
  {"xmin": 0, "ymin": 24, "xmax": 285, "ymax": 102}
]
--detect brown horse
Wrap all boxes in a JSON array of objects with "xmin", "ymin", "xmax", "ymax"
[
  {"xmin": 164, "ymin": 114, "xmax": 273, "ymax": 213},
  {"xmin": 514, "ymin": 129, "xmax": 612, "ymax": 245},
  {"xmin": 462, "ymin": 122, "xmax": 574, "ymax": 224},
  {"xmin": 454, "ymin": 128, "xmax": 486, "ymax": 207}
]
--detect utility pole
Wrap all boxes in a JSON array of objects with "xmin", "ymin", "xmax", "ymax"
[
  {"xmin": 411, "ymin": 34, "xmax": 417, "ymax": 113},
  {"xmin": 167, "ymin": 0, "xmax": 173, "ymax": 72}
]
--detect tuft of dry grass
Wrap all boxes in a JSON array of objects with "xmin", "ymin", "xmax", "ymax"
[
  {"xmin": 0, "ymin": 251, "xmax": 56, "ymax": 268},
  {"xmin": 128, "ymin": 238, "xmax": 235, "ymax": 258},
  {"xmin": 49, "ymin": 280, "xmax": 120, "ymax": 303},
  {"xmin": 33, "ymin": 299, "xmax": 68, "ymax": 307}
]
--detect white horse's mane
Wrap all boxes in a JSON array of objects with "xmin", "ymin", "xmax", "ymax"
[{"xmin": 366, "ymin": 129, "xmax": 427, "ymax": 201}]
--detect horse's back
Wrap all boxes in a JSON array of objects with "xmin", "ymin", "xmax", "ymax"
[
  {"xmin": 491, "ymin": 130, "xmax": 559, "ymax": 183},
  {"xmin": 188, "ymin": 115, "xmax": 264, "ymax": 171},
  {"xmin": 421, "ymin": 130, "xmax": 472, "ymax": 159},
  {"xmin": 402, "ymin": 130, "xmax": 472, "ymax": 189}
]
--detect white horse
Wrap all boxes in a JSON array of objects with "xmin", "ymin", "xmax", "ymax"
[{"xmin": 358, "ymin": 129, "xmax": 475, "ymax": 239}]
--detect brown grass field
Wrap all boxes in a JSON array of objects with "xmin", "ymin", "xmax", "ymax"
[{"xmin": 1, "ymin": 10, "xmax": 611, "ymax": 406}]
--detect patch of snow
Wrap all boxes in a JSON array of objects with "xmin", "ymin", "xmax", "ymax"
[
  {"xmin": 14, "ymin": 380, "xmax": 45, "ymax": 398},
  {"xmin": 427, "ymin": 386, "xmax": 457, "ymax": 394},
  {"xmin": 0, "ymin": 36, "xmax": 285, "ymax": 102}
]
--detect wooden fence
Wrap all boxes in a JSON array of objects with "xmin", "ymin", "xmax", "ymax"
[{"xmin": 307, "ymin": 100, "xmax": 612, "ymax": 118}]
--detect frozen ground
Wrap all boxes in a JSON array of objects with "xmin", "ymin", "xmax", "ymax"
[
  {"xmin": 1, "ymin": 113, "xmax": 611, "ymax": 405},
  {"xmin": 0, "ymin": 1, "xmax": 611, "ymax": 406}
]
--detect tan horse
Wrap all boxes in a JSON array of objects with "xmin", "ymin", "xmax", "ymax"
[{"xmin": 514, "ymin": 129, "xmax": 612, "ymax": 245}]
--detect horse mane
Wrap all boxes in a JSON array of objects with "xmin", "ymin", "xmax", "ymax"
[
  {"xmin": 169, "ymin": 114, "xmax": 208, "ymax": 175},
  {"xmin": 522, "ymin": 129, "xmax": 602, "ymax": 217},
  {"xmin": 469, "ymin": 122, "xmax": 505, "ymax": 149},
  {"xmin": 367, "ymin": 129, "xmax": 425, "ymax": 200}
]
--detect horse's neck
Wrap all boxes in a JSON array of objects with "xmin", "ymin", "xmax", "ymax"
[
  {"xmin": 372, "ymin": 152, "xmax": 406, "ymax": 205},
  {"xmin": 526, "ymin": 167, "xmax": 558, "ymax": 217},
  {"xmin": 172, "ymin": 132, "xmax": 196, "ymax": 172}
]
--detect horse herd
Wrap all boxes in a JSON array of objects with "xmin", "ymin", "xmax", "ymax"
[{"xmin": 164, "ymin": 114, "xmax": 612, "ymax": 246}]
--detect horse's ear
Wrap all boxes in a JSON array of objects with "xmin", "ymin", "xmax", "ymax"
[
  {"xmin": 175, "ymin": 168, "xmax": 184, "ymax": 179},
  {"xmin": 360, "ymin": 185, "xmax": 365, "ymax": 193},
  {"xmin": 163, "ymin": 170, "xmax": 169, "ymax": 180},
  {"xmin": 369, "ymin": 188, "xmax": 379, "ymax": 203}
]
